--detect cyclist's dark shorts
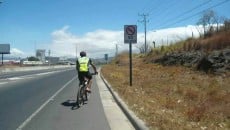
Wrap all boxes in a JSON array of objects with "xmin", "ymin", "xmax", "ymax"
[{"xmin": 78, "ymin": 71, "xmax": 92, "ymax": 84}]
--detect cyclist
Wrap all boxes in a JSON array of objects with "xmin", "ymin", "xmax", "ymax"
[{"xmin": 76, "ymin": 51, "xmax": 98, "ymax": 93}]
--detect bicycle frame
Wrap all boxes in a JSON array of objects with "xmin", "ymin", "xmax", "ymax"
[{"xmin": 76, "ymin": 73, "xmax": 96, "ymax": 107}]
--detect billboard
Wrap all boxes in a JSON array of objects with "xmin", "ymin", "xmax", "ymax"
[{"xmin": 0, "ymin": 44, "xmax": 10, "ymax": 54}]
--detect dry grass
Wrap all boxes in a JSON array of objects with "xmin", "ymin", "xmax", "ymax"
[
  {"xmin": 183, "ymin": 31, "xmax": 230, "ymax": 52},
  {"xmin": 147, "ymin": 30, "xmax": 230, "ymax": 58},
  {"xmin": 101, "ymin": 54, "xmax": 230, "ymax": 130}
]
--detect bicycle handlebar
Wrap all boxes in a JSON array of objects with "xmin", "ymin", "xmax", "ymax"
[{"xmin": 90, "ymin": 72, "xmax": 98, "ymax": 75}]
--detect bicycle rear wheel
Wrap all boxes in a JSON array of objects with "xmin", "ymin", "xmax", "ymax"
[
  {"xmin": 77, "ymin": 86, "xmax": 84, "ymax": 107},
  {"xmin": 82, "ymin": 86, "xmax": 88, "ymax": 102},
  {"xmin": 84, "ymin": 87, "xmax": 88, "ymax": 101}
]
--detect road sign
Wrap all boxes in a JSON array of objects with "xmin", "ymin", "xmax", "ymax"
[
  {"xmin": 104, "ymin": 54, "xmax": 108, "ymax": 61},
  {"xmin": 124, "ymin": 25, "xmax": 137, "ymax": 44},
  {"xmin": 124, "ymin": 25, "xmax": 137, "ymax": 86}
]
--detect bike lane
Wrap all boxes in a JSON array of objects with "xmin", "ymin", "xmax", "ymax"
[{"xmin": 21, "ymin": 77, "xmax": 111, "ymax": 130}]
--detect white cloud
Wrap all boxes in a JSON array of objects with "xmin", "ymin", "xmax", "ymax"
[
  {"xmin": 36, "ymin": 25, "xmax": 204, "ymax": 58},
  {"xmin": 10, "ymin": 48, "xmax": 25, "ymax": 57},
  {"xmin": 50, "ymin": 26, "xmax": 129, "ymax": 58},
  {"xmin": 144, "ymin": 25, "xmax": 201, "ymax": 47}
]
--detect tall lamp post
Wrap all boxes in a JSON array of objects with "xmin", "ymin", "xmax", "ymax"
[
  {"xmin": 152, "ymin": 41, "xmax": 155, "ymax": 48},
  {"xmin": 115, "ymin": 43, "xmax": 122, "ymax": 57},
  {"xmin": 0, "ymin": 1, "xmax": 4, "ymax": 65},
  {"xmin": 151, "ymin": 30, "xmax": 156, "ymax": 48}
]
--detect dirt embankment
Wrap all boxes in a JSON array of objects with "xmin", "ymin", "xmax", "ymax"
[
  {"xmin": 102, "ymin": 30, "xmax": 230, "ymax": 129},
  {"xmin": 101, "ymin": 54, "xmax": 230, "ymax": 130}
]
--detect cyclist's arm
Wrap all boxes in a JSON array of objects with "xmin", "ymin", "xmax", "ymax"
[
  {"xmin": 89, "ymin": 59, "xmax": 97, "ymax": 74},
  {"xmin": 76, "ymin": 60, "xmax": 80, "ymax": 72},
  {"xmin": 91, "ymin": 63, "xmax": 97, "ymax": 73}
]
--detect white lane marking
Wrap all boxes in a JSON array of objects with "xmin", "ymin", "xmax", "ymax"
[
  {"xmin": 7, "ymin": 77, "xmax": 23, "ymax": 80},
  {"xmin": 16, "ymin": 76, "xmax": 77, "ymax": 130},
  {"xmin": 2, "ymin": 70, "xmax": 66, "ymax": 83},
  {"xmin": 35, "ymin": 71, "xmax": 56, "ymax": 76},
  {"xmin": 0, "ymin": 82, "xmax": 8, "ymax": 85},
  {"xmin": 22, "ymin": 70, "xmax": 61, "ymax": 77}
]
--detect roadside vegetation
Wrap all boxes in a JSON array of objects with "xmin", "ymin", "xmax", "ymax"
[{"xmin": 101, "ymin": 15, "xmax": 230, "ymax": 129}]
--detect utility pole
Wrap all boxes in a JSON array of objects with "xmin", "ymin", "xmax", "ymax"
[
  {"xmin": 139, "ymin": 13, "xmax": 149, "ymax": 54},
  {"xmin": 48, "ymin": 49, "xmax": 51, "ymax": 66},
  {"xmin": 76, "ymin": 44, "xmax": 78, "ymax": 59},
  {"xmin": 48, "ymin": 49, "xmax": 51, "ymax": 57},
  {"xmin": 34, "ymin": 41, "xmax": 37, "ymax": 56},
  {"xmin": 167, "ymin": 36, "xmax": 168, "ymax": 46},
  {"xmin": 115, "ymin": 44, "xmax": 118, "ymax": 57}
]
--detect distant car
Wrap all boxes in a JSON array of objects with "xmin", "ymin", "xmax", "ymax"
[{"xmin": 70, "ymin": 62, "xmax": 75, "ymax": 65}]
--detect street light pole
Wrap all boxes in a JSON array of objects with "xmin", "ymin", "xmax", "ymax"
[
  {"xmin": 152, "ymin": 41, "xmax": 155, "ymax": 48},
  {"xmin": 0, "ymin": 1, "xmax": 4, "ymax": 65},
  {"xmin": 144, "ymin": 19, "xmax": 147, "ymax": 53}
]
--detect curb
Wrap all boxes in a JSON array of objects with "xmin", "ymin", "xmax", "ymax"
[{"xmin": 100, "ymin": 73, "xmax": 149, "ymax": 130}]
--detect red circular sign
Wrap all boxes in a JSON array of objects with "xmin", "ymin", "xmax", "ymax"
[{"xmin": 126, "ymin": 26, "xmax": 136, "ymax": 35}]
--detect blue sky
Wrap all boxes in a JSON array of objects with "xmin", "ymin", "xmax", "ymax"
[{"xmin": 0, "ymin": 0, "xmax": 230, "ymax": 58}]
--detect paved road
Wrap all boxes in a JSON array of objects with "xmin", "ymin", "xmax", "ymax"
[
  {"xmin": 0, "ymin": 67, "xmax": 72, "ymax": 79},
  {"xmin": 0, "ymin": 68, "xmax": 111, "ymax": 130}
]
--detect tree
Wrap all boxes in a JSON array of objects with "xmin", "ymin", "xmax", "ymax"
[
  {"xmin": 28, "ymin": 56, "xmax": 39, "ymax": 61},
  {"xmin": 195, "ymin": 25, "xmax": 203, "ymax": 38},
  {"xmin": 224, "ymin": 18, "xmax": 230, "ymax": 31},
  {"xmin": 136, "ymin": 43, "xmax": 151, "ymax": 54},
  {"xmin": 213, "ymin": 14, "xmax": 222, "ymax": 32},
  {"xmin": 197, "ymin": 9, "xmax": 216, "ymax": 37}
]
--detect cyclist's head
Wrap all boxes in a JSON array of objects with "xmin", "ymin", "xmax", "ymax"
[{"xmin": 80, "ymin": 51, "xmax": 86, "ymax": 57}]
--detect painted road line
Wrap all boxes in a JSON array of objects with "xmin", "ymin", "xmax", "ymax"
[
  {"xmin": 7, "ymin": 77, "xmax": 23, "ymax": 80},
  {"xmin": 0, "ymin": 82, "xmax": 8, "ymax": 85},
  {"xmin": 16, "ymin": 76, "xmax": 77, "ymax": 130}
]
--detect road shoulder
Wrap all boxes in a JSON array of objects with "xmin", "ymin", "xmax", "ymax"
[{"xmin": 95, "ymin": 72, "xmax": 135, "ymax": 130}]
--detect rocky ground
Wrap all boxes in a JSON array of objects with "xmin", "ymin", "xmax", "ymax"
[{"xmin": 153, "ymin": 49, "xmax": 230, "ymax": 74}]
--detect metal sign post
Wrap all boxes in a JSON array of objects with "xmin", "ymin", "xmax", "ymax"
[
  {"xmin": 1, "ymin": 54, "xmax": 3, "ymax": 65},
  {"xmin": 124, "ymin": 25, "xmax": 137, "ymax": 86},
  {"xmin": 104, "ymin": 54, "xmax": 108, "ymax": 64},
  {"xmin": 129, "ymin": 41, "xmax": 132, "ymax": 86}
]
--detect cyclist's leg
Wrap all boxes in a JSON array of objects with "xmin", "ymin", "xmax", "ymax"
[
  {"xmin": 78, "ymin": 72, "xmax": 84, "ymax": 85},
  {"xmin": 85, "ymin": 72, "xmax": 92, "ymax": 92}
]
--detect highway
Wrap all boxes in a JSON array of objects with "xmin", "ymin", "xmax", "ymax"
[{"xmin": 0, "ymin": 68, "xmax": 110, "ymax": 130}]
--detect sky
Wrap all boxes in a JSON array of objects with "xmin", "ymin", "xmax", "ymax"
[{"xmin": 0, "ymin": 0, "xmax": 230, "ymax": 59}]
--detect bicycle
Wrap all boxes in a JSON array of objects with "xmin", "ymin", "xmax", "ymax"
[{"xmin": 76, "ymin": 73, "xmax": 96, "ymax": 107}]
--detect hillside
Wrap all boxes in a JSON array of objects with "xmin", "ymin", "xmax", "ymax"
[
  {"xmin": 146, "ymin": 30, "xmax": 230, "ymax": 74},
  {"xmin": 101, "ymin": 30, "xmax": 230, "ymax": 129}
]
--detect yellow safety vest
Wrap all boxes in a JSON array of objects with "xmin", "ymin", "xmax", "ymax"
[{"xmin": 78, "ymin": 57, "xmax": 89, "ymax": 72}]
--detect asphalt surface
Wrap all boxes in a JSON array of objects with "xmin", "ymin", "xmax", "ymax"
[
  {"xmin": 0, "ymin": 67, "xmax": 71, "ymax": 79},
  {"xmin": 0, "ymin": 68, "xmax": 111, "ymax": 130}
]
